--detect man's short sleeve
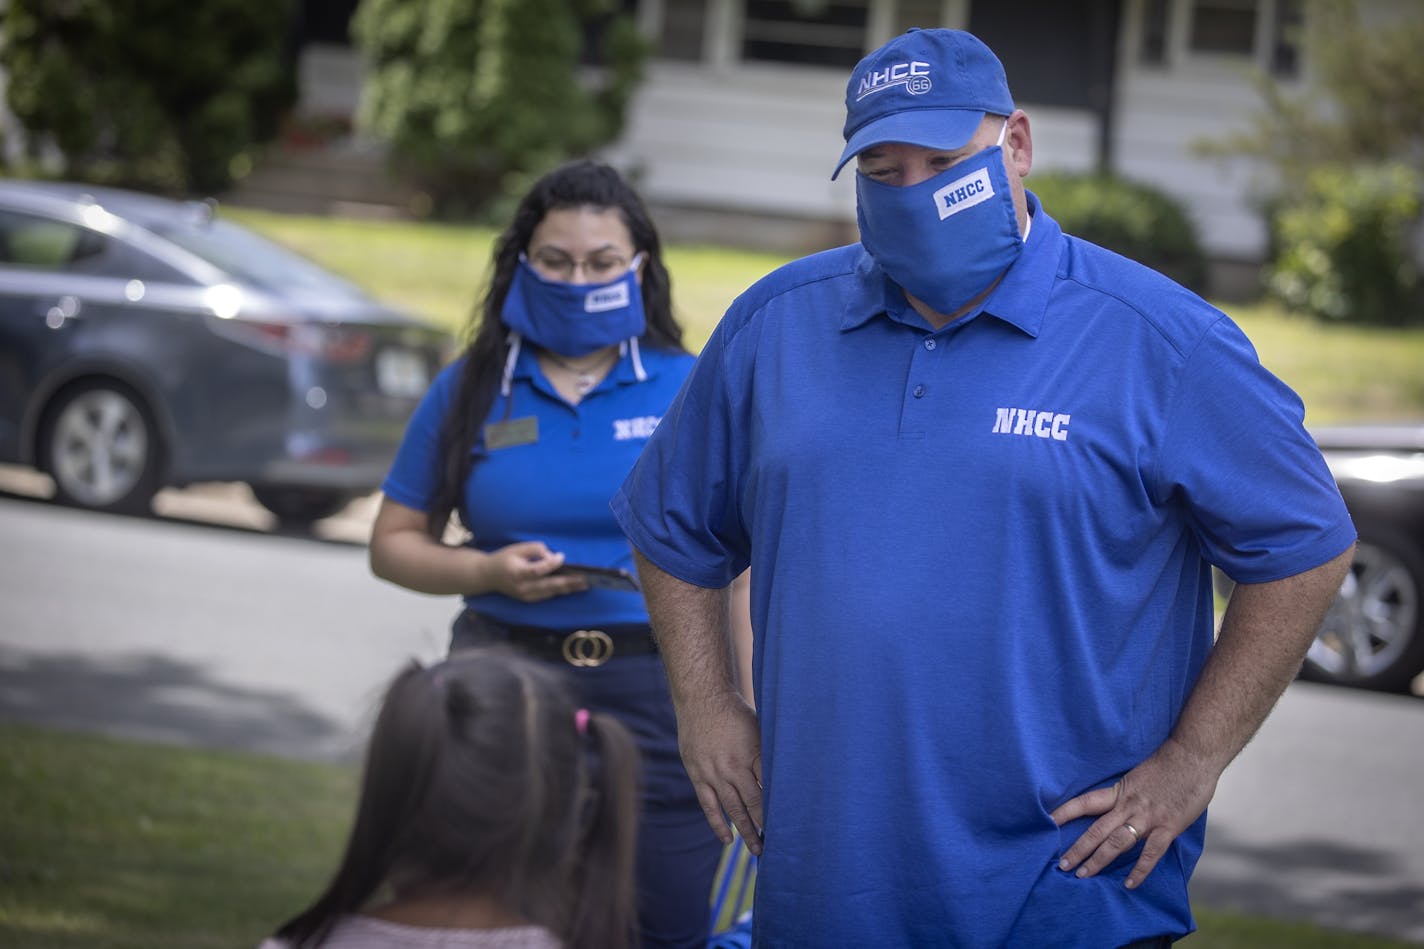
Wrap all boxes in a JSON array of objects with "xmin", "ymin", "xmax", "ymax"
[
  {"xmin": 1156, "ymin": 316, "xmax": 1355, "ymax": 583},
  {"xmin": 612, "ymin": 322, "xmax": 749, "ymax": 589}
]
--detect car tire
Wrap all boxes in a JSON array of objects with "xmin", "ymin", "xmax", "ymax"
[
  {"xmin": 40, "ymin": 380, "xmax": 163, "ymax": 515},
  {"xmin": 1300, "ymin": 524, "xmax": 1424, "ymax": 693},
  {"xmin": 250, "ymin": 485, "xmax": 354, "ymax": 527}
]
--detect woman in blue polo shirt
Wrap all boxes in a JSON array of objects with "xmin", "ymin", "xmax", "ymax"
[{"xmin": 369, "ymin": 159, "xmax": 722, "ymax": 949}]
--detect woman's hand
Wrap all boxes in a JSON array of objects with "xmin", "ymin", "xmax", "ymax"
[
  {"xmin": 481, "ymin": 541, "xmax": 589, "ymax": 602},
  {"xmin": 369, "ymin": 497, "xmax": 587, "ymax": 600}
]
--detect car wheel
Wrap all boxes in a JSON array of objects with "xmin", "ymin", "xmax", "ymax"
[
  {"xmin": 250, "ymin": 485, "xmax": 354, "ymax": 527},
  {"xmin": 41, "ymin": 380, "xmax": 162, "ymax": 514},
  {"xmin": 1301, "ymin": 525, "xmax": 1424, "ymax": 693}
]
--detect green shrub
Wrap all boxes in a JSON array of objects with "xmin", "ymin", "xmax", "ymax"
[
  {"xmin": 0, "ymin": 0, "xmax": 296, "ymax": 194},
  {"xmin": 352, "ymin": 0, "xmax": 647, "ymax": 221},
  {"xmin": 1031, "ymin": 172, "xmax": 1209, "ymax": 293},
  {"xmin": 1267, "ymin": 162, "xmax": 1423, "ymax": 327}
]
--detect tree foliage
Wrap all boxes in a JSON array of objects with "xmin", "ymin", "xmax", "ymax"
[
  {"xmin": 0, "ymin": 0, "xmax": 296, "ymax": 194},
  {"xmin": 351, "ymin": 0, "xmax": 647, "ymax": 219},
  {"xmin": 1202, "ymin": 0, "xmax": 1424, "ymax": 192},
  {"xmin": 1268, "ymin": 162, "xmax": 1422, "ymax": 326},
  {"xmin": 1199, "ymin": 0, "xmax": 1424, "ymax": 323}
]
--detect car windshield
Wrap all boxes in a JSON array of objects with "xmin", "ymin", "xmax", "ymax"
[{"xmin": 152, "ymin": 216, "xmax": 367, "ymax": 298}]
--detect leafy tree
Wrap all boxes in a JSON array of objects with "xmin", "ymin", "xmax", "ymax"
[
  {"xmin": 351, "ymin": 0, "xmax": 647, "ymax": 219},
  {"xmin": 0, "ymin": 0, "xmax": 297, "ymax": 194},
  {"xmin": 1199, "ymin": 0, "xmax": 1424, "ymax": 323},
  {"xmin": 1202, "ymin": 0, "xmax": 1424, "ymax": 192},
  {"xmin": 1267, "ymin": 162, "xmax": 1421, "ymax": 326}
]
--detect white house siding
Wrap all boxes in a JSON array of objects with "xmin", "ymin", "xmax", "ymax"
[
  {"xmin": 604, "ymin": 60, "xmax": 1100, "ymax": 252},
  {"xmin": 604, "ymin": 61, "xmax": 853, "ymax": 220},
  {"xmin": 1111, "ymin": 58, "xmax": 1275, "ymax": 263},
  {"xmin": 297, "ymin": 42, "xmax": 367, "ymax": 119}
]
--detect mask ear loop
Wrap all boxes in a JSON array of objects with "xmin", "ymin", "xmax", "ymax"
[
  {"xmin": 623, "ymin": 337, "xmax": 648, "ymax": 382},
  {"xmin": 499, "ymin": 331, "xmax": 522, "ymax": 414},
  {"xmin": 993, "ymin": 118, "xmax": 1031, "ymax": 242},
  {"xmin": 623, "ymin": 253, "xmax": 649, "ymax": 382}
]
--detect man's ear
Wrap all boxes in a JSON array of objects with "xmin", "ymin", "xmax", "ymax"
[{"xmin": 1006, "ymin": 110, "xmax": 1033, "ymax": 177}]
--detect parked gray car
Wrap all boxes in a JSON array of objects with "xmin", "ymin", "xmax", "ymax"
[
  {"xmin": 1215, "ymin": 422, "xmax": 1424, "ymax": 693},
  {"xmin": 0, "ymin": 180, "xmax": 452, "ymax": 525},
  {"xmin": 1309, "ymin": 423, "xmax": 1424, "ymax": 692}
]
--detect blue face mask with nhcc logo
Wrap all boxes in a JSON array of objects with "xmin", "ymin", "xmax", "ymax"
[
  {"xmin": 855, "ymin": 125, "xmax": 1023, "ymax": 318},
  {"xmin": 501, "ymin": 255, "xmax": 646, "ymax": 356}
]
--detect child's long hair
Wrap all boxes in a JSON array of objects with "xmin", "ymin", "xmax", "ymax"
[{"xmin": 271, "ymin": 646, "xmax": 640, "ymax": 949}]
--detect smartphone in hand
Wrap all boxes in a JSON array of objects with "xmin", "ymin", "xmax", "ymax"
[{"xmin": 554, "ymin": 562, "xmax": 641, "ymax": 592}]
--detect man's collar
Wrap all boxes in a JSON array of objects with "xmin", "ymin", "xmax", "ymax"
[
  {"xmin": 839, "ymin": 250, "xmax": 897, "ymax": 331},
  {"xmin": 977, "ymin": 190, "xmax": 1054, "ymax": 338}
]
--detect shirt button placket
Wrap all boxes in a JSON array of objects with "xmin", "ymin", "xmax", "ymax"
[{"xmin": 912, "ymin": 336, "xmax": 939, "ymax": 399}]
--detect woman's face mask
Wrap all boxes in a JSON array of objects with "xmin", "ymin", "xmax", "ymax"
[
  {"xmin": 855, "ymin": 122, "xmax": 1023, "ymax": 317},
  {"xmin": 500, "ymin": 254, "xmax": 646, "ymax": 356}
]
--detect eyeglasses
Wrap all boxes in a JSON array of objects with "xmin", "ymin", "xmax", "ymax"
[{"xmin": 528, "ymin": 249, "xmax": 636, "ymax": 283}]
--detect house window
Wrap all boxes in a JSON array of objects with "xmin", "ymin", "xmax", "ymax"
[
  {"xmin": 1189, "ymin": 0, "xmax": 1259, "ymax": 55},
  {"xmin": 1268, "ymin": 0, "xmax": 1303, "ymax": 77},
  {"xmin": 658, "ymin": 0, "xmax": 709, "ymax": 61},
  {"xmin": 895, "ymin": 0, "xmax": 948, "ymax": 34},
  {"xmin": 1140, "ymin": 0, "xmax": 1169, "ymax": 65},
  {"xmin": 1137, "ymin": 0, "xmax": 1302, "ymax": 76},
  {"xmin": 741, "ymin": 0, "xmax": 870, "ymax": 68}
]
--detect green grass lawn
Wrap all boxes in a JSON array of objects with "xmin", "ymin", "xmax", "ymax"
[
  {"xmin": 225, "ymin": 206, "xmax": 1424, "ymax": 424},
  {"xmin": 0, "ymin": 721, "xmax": 1418, "ymax": 948},
  {"xmin": 0, "ymin": 722, "xmax": 355, "ymax": 949}
]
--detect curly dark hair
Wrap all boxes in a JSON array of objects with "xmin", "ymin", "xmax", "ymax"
[{"xmin": 425, "ymin": 159, "xmax": 686, "ymax": 539}]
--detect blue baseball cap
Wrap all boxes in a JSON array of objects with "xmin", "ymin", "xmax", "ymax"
[{"xmin": 832, "ymin": 28, "xmax": 1014, "ymax": 179}]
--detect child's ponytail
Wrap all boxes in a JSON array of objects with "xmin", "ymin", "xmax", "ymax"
[{"xmin": 566, "ymin": 709, "xmax": 641, "ymax": 949}]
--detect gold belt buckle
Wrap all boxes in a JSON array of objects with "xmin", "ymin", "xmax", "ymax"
[{"xmin": 561, "ymin": 628, "xmax": 615, "ymax": 667}]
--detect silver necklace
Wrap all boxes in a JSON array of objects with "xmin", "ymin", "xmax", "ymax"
[{"xmin": 542, "ymin": 348, "xmax": 616, "ymax": 394}]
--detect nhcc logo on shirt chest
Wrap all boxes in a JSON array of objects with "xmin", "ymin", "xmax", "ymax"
[
  {"xmin": 992, "ymin": 407, "xmax": 1071, "ymax": 441},
  {"xmin": 614, "ymin": 415, "xmax": 660, "ymax": 441}
]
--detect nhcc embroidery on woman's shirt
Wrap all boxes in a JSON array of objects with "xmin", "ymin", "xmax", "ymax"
[{"xmin": 614, "ymin": 416, "xmax": 661, "ymax": 440}]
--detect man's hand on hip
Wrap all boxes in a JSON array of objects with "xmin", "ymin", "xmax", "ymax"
[{"xmin": 1049, "ymin": 737, "xmax": 1217, "ymax": 889}]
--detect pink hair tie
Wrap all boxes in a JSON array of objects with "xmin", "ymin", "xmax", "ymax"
[{"xmin": 575, "ymin": 708, "xmax": 591, "ymax": 736}]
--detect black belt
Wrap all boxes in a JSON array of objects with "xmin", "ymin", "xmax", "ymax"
[{"xmin": 453, "ymin": 610, "xmax": 658, "ymax": 668}]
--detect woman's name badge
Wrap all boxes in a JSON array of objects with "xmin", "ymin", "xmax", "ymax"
[{"xmin": 484, "ymin": 416, "xmax": 538, "ymax": 450}]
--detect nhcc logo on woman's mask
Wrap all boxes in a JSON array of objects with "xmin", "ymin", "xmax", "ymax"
[{"xmin": 584, "ymin": 283, "xmax": 631, "ymax": 313}]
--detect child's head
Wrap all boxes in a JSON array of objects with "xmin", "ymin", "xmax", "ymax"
[{"xmin": 275, "ymin": 646, "xmax": 640, "ymax": 949}]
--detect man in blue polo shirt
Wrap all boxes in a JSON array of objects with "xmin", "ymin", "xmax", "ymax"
[{"xmin": 612, "ymin": 28, "xmax": 1356, "ymax": 948}]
